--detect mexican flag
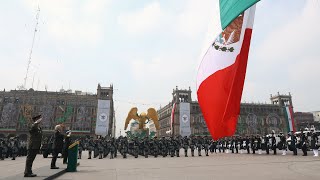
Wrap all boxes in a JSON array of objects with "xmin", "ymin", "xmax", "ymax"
[
  {"xmin": 284, "ymin": 105, "xmax": 296, "ymax": 132},
  {"xmin": 196, "ymin": 1, "xmax": 259, "ymax": 140}
]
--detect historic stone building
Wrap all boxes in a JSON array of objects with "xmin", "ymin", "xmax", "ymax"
[
  {"xmin": 157, "ymin": 87, "xmax": 294, "ymax": 138},
  {"xmin": 0, "ymin": 84, "xmax": 114, "ymax": 140}
]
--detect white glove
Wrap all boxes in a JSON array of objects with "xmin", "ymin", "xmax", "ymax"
[
  {"xmin": 35, "ymin": 118, "xmax": 42, "ymax": 124},
  {"xmin": 67, "ymin": 130, "xmax": 72, "ymax": 137}
]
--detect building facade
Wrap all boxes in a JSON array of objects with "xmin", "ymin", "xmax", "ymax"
[
  {"xmin": 0, "ymin": 84, "xmax": 114, "ymax": 140},
  {"xmin": 157, "ymin": 87, "xmax": 294, "ymax": 138},
  {"xmin": 294, "ymin": 112, "xmax": 314, "ymax": 131}
]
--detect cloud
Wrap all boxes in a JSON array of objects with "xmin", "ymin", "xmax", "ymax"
[
  {"xmin": 175, "ymin": 0, "xmax": 214, "ymax": 39},
  {"xmin": 254, "ymin": 0, "xmax": 320, "ymax": 65},
  {"xmin": 23, "ymin": 0, "xmax": 110, "ymax": 46},
  {"xmin": 117, "ymin": 1, "xmax": 165, "ymax": 34}
]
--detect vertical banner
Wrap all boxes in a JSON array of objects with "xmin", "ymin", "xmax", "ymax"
[
  {"xmin": 284, "ymin": 105, "xmax": 296, "ymax": 132},
  {"xmin": 170, "ymin": 102, "xmax": 177, "ymax": 134},
  {"xmin": 180, "ymin": 102, "xmax": 191, "ymax": 137},
  {"xmin": 95, "ymin": 100, "xmax": 110, "ymax": 136}
]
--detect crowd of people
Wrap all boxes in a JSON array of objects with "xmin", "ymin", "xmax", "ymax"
[
  {"xmin": 0, "ymin": 136, "xmax": 28, "ymax": 160},
  {"xmin": 2, "ymin": 113, "xmax": 319, "ymax": 178},
  {"xmin": 77, "ymin": 129, "xmax": 319, "ymax": 160}
]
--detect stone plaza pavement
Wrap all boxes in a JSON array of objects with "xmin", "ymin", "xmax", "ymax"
[
  {"xmin": 58, "ymin": 150, "xmax": 320, "ymax": 180},
  {"xmin": 0, "ymin": 154, "xmax": 66, "ymax": 180},
  {"xmin": 0, "ymin": 150, "xmax": 319, "ymax": 180}
]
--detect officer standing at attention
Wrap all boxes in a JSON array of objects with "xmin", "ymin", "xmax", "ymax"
[{"xmin": 24, "ymin": 115, "xmax": 43, "ymax": 177}]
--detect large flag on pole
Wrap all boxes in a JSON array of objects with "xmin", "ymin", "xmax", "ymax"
[{"xmin": 196, "ymin": 1, "xmax": 259, "ymax": 140}]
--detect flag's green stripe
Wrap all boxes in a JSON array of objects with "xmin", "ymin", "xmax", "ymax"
[
  {"xmin": 283, "ymin": 107, "xmax": 290, "ymax": 133},
  {"xmin": 219, "ymin": 0, "xmax": 259, "ymax": 29}
]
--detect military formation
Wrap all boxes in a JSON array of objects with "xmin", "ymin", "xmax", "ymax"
[
  {"xmin": 0, "ymin": 136, "xmax": 28, "ymax": 160},
  {"xmin": 77, "ymin": 129, "xmax": 319, "ymax": 159}
]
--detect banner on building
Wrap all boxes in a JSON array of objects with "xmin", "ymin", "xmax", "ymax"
[
  {"xmin": 284, "ymin": 105, "xmax": 296, "ymax": 132},
  {"xmin": 95, "ymin": 100, "xmax": 110, "ymax": 136},
  {"xmin": 179, "ymin": 102, "xmax": 191, "ymax": 137}
]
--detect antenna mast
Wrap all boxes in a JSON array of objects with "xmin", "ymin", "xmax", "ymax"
[{"xmin": 23, "ymin": 5, "xmax": 40, "ymax": 89}]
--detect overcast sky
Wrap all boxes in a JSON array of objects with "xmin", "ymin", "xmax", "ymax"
[{"xmin": 1, "ymin": 0, "xmax": 319, "ymax": 136}]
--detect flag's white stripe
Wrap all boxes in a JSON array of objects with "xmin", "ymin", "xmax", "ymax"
[
  {"xmin": 286, "ymin": 106, "xmax": 293, "ymax": 131},
  {"xmin": 196, "ymin": 6, "xmax": 255, "ymax": 90}
]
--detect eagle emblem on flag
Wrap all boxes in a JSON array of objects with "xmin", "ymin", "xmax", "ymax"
[{"xmin": 213, "ymin": 13, "xmax": 244, "ymax": 52}]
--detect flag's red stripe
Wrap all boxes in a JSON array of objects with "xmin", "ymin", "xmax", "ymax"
[
  {"xmin": 197, "ymin": 29, "xmax": 253, "ymax": 140},
  {"xmin": 289, "ymin": 105, "xmax": 296, "ymax": 132}
]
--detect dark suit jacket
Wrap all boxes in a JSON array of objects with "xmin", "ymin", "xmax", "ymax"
[{"xmin": 52, "ymin": 131, "xmax": 64, "ymax": 151}]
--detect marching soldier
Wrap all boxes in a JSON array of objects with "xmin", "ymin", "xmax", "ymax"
[
  {"xmin": 203, "ymin": 136, "xmax": 210, "ymax": 156},
  {"xmin": 87, "ymin": 137, "xmax": 95, "ymax": 159},
  {"xmin": 278, "ymin": 132, "xmax": 287, "ymax": 155},
  {"xmin": 197, "ymin": 136, "xmax": 203, "ymax": 156},
  {"xmin": 143, "ymin": 137, "xmax": 150, "ymax": 158},
  {"xmin": 256, "ymin": 135, "xmax": 262, "ymax": 155},
  {"xmin": 98, "ymin": 138, "xmax": 104, "ymax": 159},
  {"xmin": 183, "ymin": 136, "xmax": 189, "ymax": 157},
  {"xmin": 10, "ymin": 137, "xmax": 19, "ymax": 160},
  {"xmin": 110, "ymin": 137, "xmax": 116, "ymax": 159},
  {"xmin": 121, "ymin": 136, "xmax": 129, "ymax": 158},
  {"xmin": 190, "ymin": 136, "xmax": 196, "ymax": 157},
  {"xmin": 24, "ymin": 115, "xmax": 43, "ymax": 178},
  {"xmin": 271, "ymin": 130, "xmax": 277, "ymax": 155},
  {"xmin": 159, "ymin": 137, "xmax": 167, "ymax": 157},
  {"xmin": 245, "ymin": 136, "xmax": 250, "ymax": 154},
  {"xmin": 168, "ymin": 137, "xmax": 175, "ymax": 157},
  {"xmin": 251, "ymin": 135, "xmax": 256, "ymax": 154},
  {"xmin": 310, "ymin": 129, "xmax": 318, "ymax": 157},
  {"xmin": 175, "ymin": 136, "xmax": 181, "ymax": 157},
  {"xmin": 263, "ymin": 135, "xmax": 270, "ymax": 155},
  {"xmin": 78, "ymin": 138, "xmax": 84, "ymax": 159},
  {"xmin": 300, "ymin": 130, "xmax": 308, "ymax": 156},
  {"xmin": 289, "ymin": 131, "xmax": 297, "ymax": 155},
  {"xmin": 150, "ymin": 137, "xmax": 158, "ymax": 158}
]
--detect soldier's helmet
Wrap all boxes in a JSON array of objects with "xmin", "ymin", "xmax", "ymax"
[{"xmin": 271, "ymin": 130, "xmax": 275, "ymax": 134}]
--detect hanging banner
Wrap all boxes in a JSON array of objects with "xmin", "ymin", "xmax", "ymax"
[
  {"xmin": 179, "ymin": 102, "xmax": 191, "ymax": 137},
  {"xmin": 95, "ymin": 100, "xmax": 110, "ymax": 136}
]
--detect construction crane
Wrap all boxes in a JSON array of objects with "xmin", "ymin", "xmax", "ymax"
[{"xmin": 22, "ymin": 5, "xmax": 40, "ymax": 90}]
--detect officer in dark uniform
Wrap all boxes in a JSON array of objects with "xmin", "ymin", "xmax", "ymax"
[
  {"xmin": 24, "ymin": 115, "xmax": 43, "ymax": 177},
  {"xmin": 264, "ymin": 134, "xmax": 270, "ymax": 155},
  {"xmin": 51, "ymin": 124, "xmax": 64, "ymax": 169},
  {"xmin": 271, "ymin": 131, "xmax": 277, "ymax": 155},
  {"xmin": 300, "ymin": 130, "xmax": 308, "ymax": 156},
  {"xmin": 289, "ymin": 131, "xmax": 297, "ymax": 155}
]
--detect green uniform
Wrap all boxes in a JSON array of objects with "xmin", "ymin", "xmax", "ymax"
[{"xmin": 24, "ymin": 122, "xmax": 42, "ymax": 176}]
